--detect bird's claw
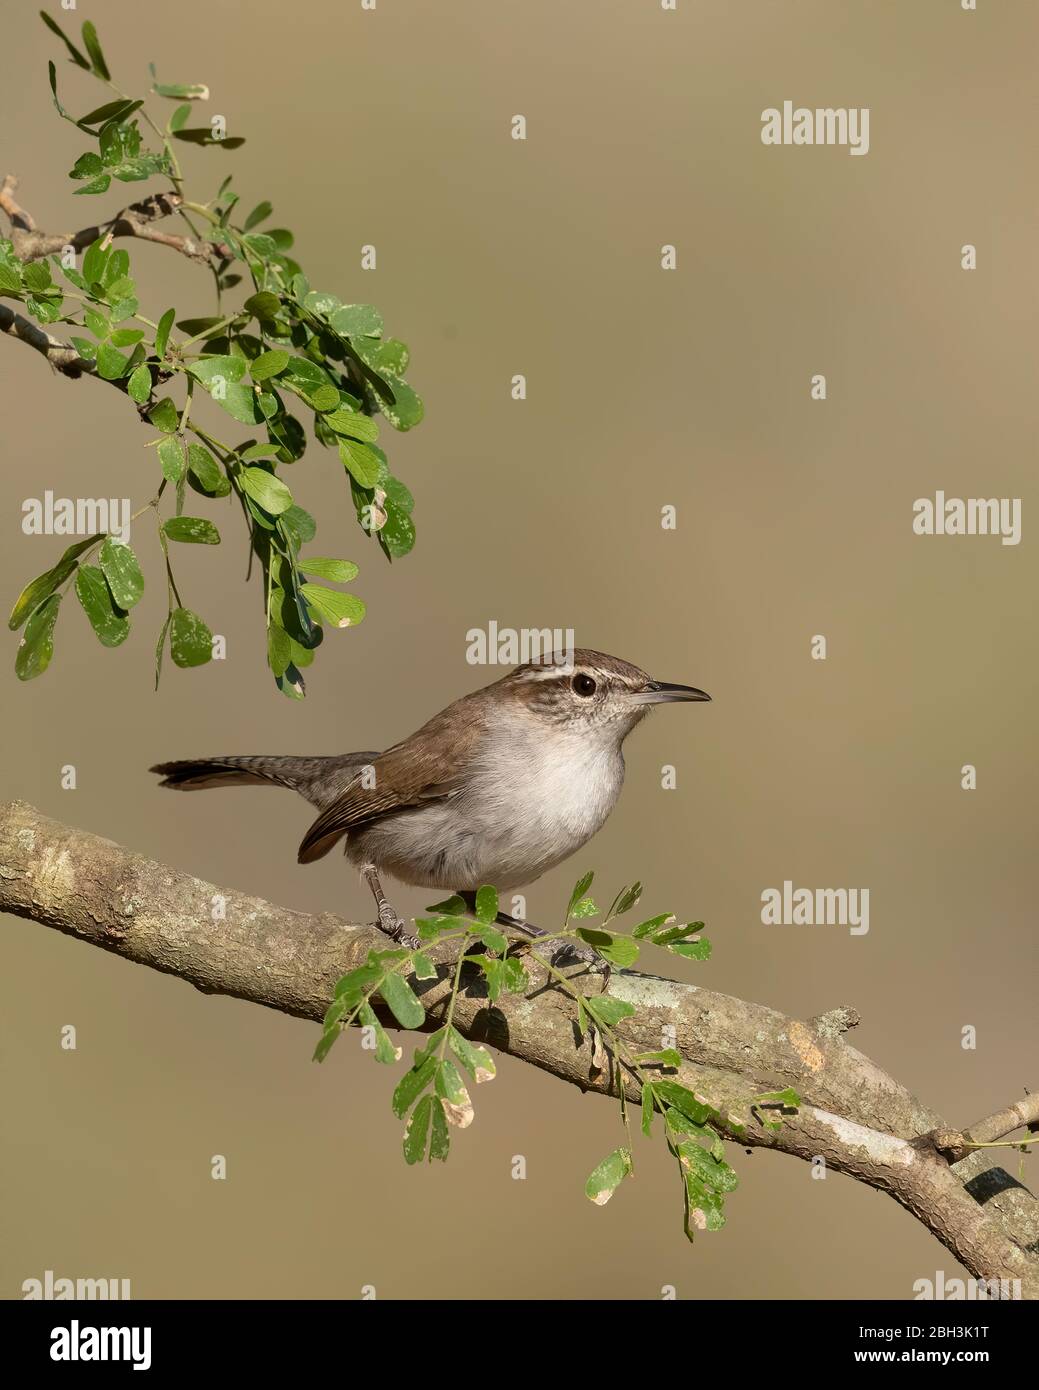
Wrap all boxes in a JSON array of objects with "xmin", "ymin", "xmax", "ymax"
[
  {"xmin": 548, "ymin": 938, "xmax": 611, "ymax": 984},
  {"xmin": 376, "ymin": 904, "xmax": 420, "ymax": 951}
]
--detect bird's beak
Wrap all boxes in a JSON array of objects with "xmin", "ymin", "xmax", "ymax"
[{"xmin": 637, "ymin": 680, "xmax": 712, "ymax": 705}]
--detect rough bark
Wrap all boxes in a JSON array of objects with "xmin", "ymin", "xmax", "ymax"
[{"xmin": 2, "ymin": 799, "xmax": 1036, "ymax": 1297}]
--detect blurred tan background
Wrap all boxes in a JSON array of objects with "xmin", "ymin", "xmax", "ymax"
[{"xmin": 2, "ymin": 0, "xmax": 1036, "ymax": 1300}]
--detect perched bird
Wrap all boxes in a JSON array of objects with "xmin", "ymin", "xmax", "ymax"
[{"xmin": 151, "ymin": 649, "xmax": 710, "ymax": 944}]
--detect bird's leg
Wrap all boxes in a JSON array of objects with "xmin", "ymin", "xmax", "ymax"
[
  {"xmin": 360, "ymin": 864, "xmax": 419, "ymax": 950},
  {"xmin": 456, "ymin": 892, "xmax": 609, "ymax": 981}
]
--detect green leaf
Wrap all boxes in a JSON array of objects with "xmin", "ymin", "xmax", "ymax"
[
  {"xmin": 424, "ymin": 895, "xmax": 467, "ymax": 918},
  {"xmin": 153, "ymin": 81, "xmax": 209, "ymax": 100},
  {"xmin": 303, "ymin": 289, "xmax": 341, "ymax": 319},
  {"xmin": 631, "ymin": 914, "xmax": 674, "ymax": 940},
  {"xmin": 584, "ymin": 995, "xmax": 636, "ymax": 1029},
  {"xmin": 81, "ymin": 20, "xmax": 111, "ymax": 79},
  {"xmin": 370, "ymin": 374, "xmax": 424, "ymax": 431},
  {"xmin": 378, "ymin": 500, "xmax": 416, "ymax": 560},
  {"xmin": 298, "ymin": 557, "xmax": 358, "ymax": 583},
  {"xmin": 470, "ymin": 955, "xmax": 506, "ymax": 1003},
  {"xmin": 402, "ymin": 1094, "xmax": 433, "ymax": 1165},
  {"xmin": 186, "ymin": 444, "xmax": 229, "ymax": 496},
  {"xmin": 448, "ymin": 1027, "xmax": 496, "ymax": 1084},
  {"xmin": 412, "ymin": 951, "xmax": 437, "ymax": 981},
  {"xmin": 169, "ymin": 607, "xmax": 213, "ymax": 667},
  {"xmin": 22, "ymin": 261, "xmax": 52, "ymax": 293},
  {"xmin": 475, "ymin": 885, "xmax": 498, "ymax": 924},
  {"xmin": 39, "ymin": 11, "xmax": 91, "ymax": 69},
  {"xmin": 74, "ymin": 565, "xmax": 129, "ymax": 647},
  {"xmin": 312, "ymin": 1026, "xmax": 340, "ymax": 1064},
  {"xmin": 243, "ymin": 200, "xmax": 272, "ymax": 230},
  {"xmin": 15, "ymin": 593, "xmax": 61, "ymax": 680},
  {"xmin": 148, "ymin": 397, "xmax": 180, "ymax": 433},
  {"xmin": 243, "ymin": 291, "xmax": 281, "ymax": 322},
  {"xmin": 279, "ymin": 504, "xmax": 316, "ymax": 549},
  {"xmin": 570, "ymin": 896, "xmax": 599, "ymax": 920},
  {"xmin": 157, "ymin": 436, "xmax": 186, "ymax": 484},
  {"xmin": 127, "ymin": 363, "xmax": 152, "ymax": 403},
  {"xmin": 98, "ymin": 538, "xmax": 144, "ymax": 610},
  {"xmin": 429, "ymin": 1097, "xmax": 450, "ymax": 1161},
  {"xmin": 163, "ymin": 516, "xmax": 220, "ymax": 545},
  {"xmin": 301, "ymin": 584, "xmax": 365, "ymax": 629},
  {"xmin": 240, "ymin": 466, "xmax": 293, "ymax": 515},
  {"xmin": 683, "ymin": 1173, "xmax": 726, "ymax": 1238},
  {"xmin": 378, "ymin": 972, "xmax": 425, "ymax": 1030},
  {"xmin": 634, "ymin": 1049, "xmax": 683, "ymax": 1070},
  {"xmin": 79, "ymin": 98, "xmax": 141, "ymax": 129},
  {"xmin": 302, "ymin": 383, "xmax": 339, "ymax": 412},
  {"xmin": 567, "ymin": 871, "xmax": 594, "ymax": 922},
  {"xmin": 679, "ymin": 1141, "xmax": 739, "ymax": 1194},
  {"xmin": 81, "ymin": 239, "xmax": 107, "ymax": 289},
  {"xmin": 329, "ymin": 304, "xmax": 383, "ymax": 338},
  {"xmin": 641, "ymin": 1083, "xmax": 655, "ymax": 1137},
  {"xmin": 607, "ymin": 883, "xmax": 643, "ymax": 920},
  {"xmin": 654, "ymin": 1081, "xmax": 714, "ymax": 1126},
  {"xmin": 249, "ymin": 349, "xmax": 289, "ymax": 381},
  {"xmin": 669, "ymin": 939, "xmax": 712, "ymax": 961},
  {"xmin": 477, "ymin": 926, "xmax": 508, "ymax": 954},
  {"xmin": 585, "ymin": 1147, "xmax": 632, "ymax": 1206},
  {"xmin": 154, "ymin": 307, "xmax": 176, "ymax": 359},
  {"xmin": 392, "ymin": 1055, "xmax": 437, "ymax": 1119},
  {"xmin": 337, "ymin": 438, "xmax": 380, "ymax": 489},
  {"xmin": 95, "ymin": 342, "xmax": 129, "ymax": 380},
  {"xmin": 755, "ymin": 1087, "xmax": 801, "ymax": 1110},
  {"xmin": 9, "ymin": 535, "xmax": 102, "ymax": 630},
  {"xmin": 358, "ymin": 1002, "xmax": 402, "ymax": 1065},
  {"xmin": 575, "ymin": 928, "xmax": 639, "ymax": 969},
  {"xmin": 187, "ymin": 354, "xmax": 246, "ymax": 387},
  {"xmin": 323, "ymin": 409, "xmax": 379, "ymax": 443},
  {"xmin": 435, "ymin": 1058, "xmax": 474, "ymax": 1128},
  {"xmin": 503, "ymin": 957, "xmax": 529, "ymax": 993},
  {"xmin": 267, "ymin": 622, "xmax": 291, "ymax": 678}
]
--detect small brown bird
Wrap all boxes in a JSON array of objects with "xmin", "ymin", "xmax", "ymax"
[{"xmin": 151, "ymin": 649, "xmax": 709, "ymax": 944}]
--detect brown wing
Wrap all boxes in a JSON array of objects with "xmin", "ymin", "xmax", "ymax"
[{"xmin": 296, "ymin": 693, "xmax": 486, "ymax": 864}]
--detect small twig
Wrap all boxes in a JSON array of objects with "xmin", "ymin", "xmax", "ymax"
[{"xmin": 933, "ymin": 1093, "xmax": 1039, "ymax": 1163}]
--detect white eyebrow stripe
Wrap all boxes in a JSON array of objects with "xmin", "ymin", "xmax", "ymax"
[{"xmin": 518, "ymin": 664, "xmax": 576, "ymax": 680}]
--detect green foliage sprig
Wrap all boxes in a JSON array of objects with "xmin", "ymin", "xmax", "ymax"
[
  {"xmin": 6, "ymin": 12, "xmax": 423, "ymax": 696},
  {"xmin": 315, "ymin": 872, "xmax": 801, "ymax": 1244}
]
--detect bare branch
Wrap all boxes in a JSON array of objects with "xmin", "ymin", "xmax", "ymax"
[
  {"xmin": 1, "ymin": 799, "xmax": 1036, "ymax": 1297},
  {"xmin": 0, "ymin": 301, "xmax": 91, "ymax": 377},
  {"xmin": 1, "ymin": 174, "xmax": 224, "ymax": 265},
  {"xmin": 933, "ymin": 1094, "xmax": 1039, "ymax": 1163}
]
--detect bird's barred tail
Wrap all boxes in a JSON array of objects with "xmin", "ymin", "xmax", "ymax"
[{"xmin": 149, "ymin": 756, "xmax": 306, "ymax": 793}]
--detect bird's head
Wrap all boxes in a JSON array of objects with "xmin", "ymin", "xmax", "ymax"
[{"xmin": 497, "ymin": 648, "xmax": 710, "ymax": 743}]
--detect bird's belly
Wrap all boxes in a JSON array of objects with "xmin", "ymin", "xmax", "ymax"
[{"xmin": 347, "ymin": 746, "xmax": 623, "ymax": 891}]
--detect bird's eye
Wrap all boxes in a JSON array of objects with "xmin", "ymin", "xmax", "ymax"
[{"xmin": 572, "ymin": 673, "xmax": 597, "ymax": 697}]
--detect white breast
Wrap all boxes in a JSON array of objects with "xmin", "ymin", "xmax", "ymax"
[{"xmin": 349, "ymin": 709, "xmax": 626, "ymax": 891}]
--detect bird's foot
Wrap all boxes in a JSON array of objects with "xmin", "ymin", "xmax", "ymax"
[
  {"xmin": 374, "ymin": 902, "xmax": 420, "ymax": 951},
  {"xmin": 546, "ymin": 938, "xmax": 611, "ymax": 985}
]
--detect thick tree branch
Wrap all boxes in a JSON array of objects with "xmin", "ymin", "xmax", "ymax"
[
  {"xmin": 1, "ymin": 174, "xmax": 221, "ymax": 265},
  {"xmin": 1, "ymin": 799, "xmax": 1036, "ymax": 1297}
]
